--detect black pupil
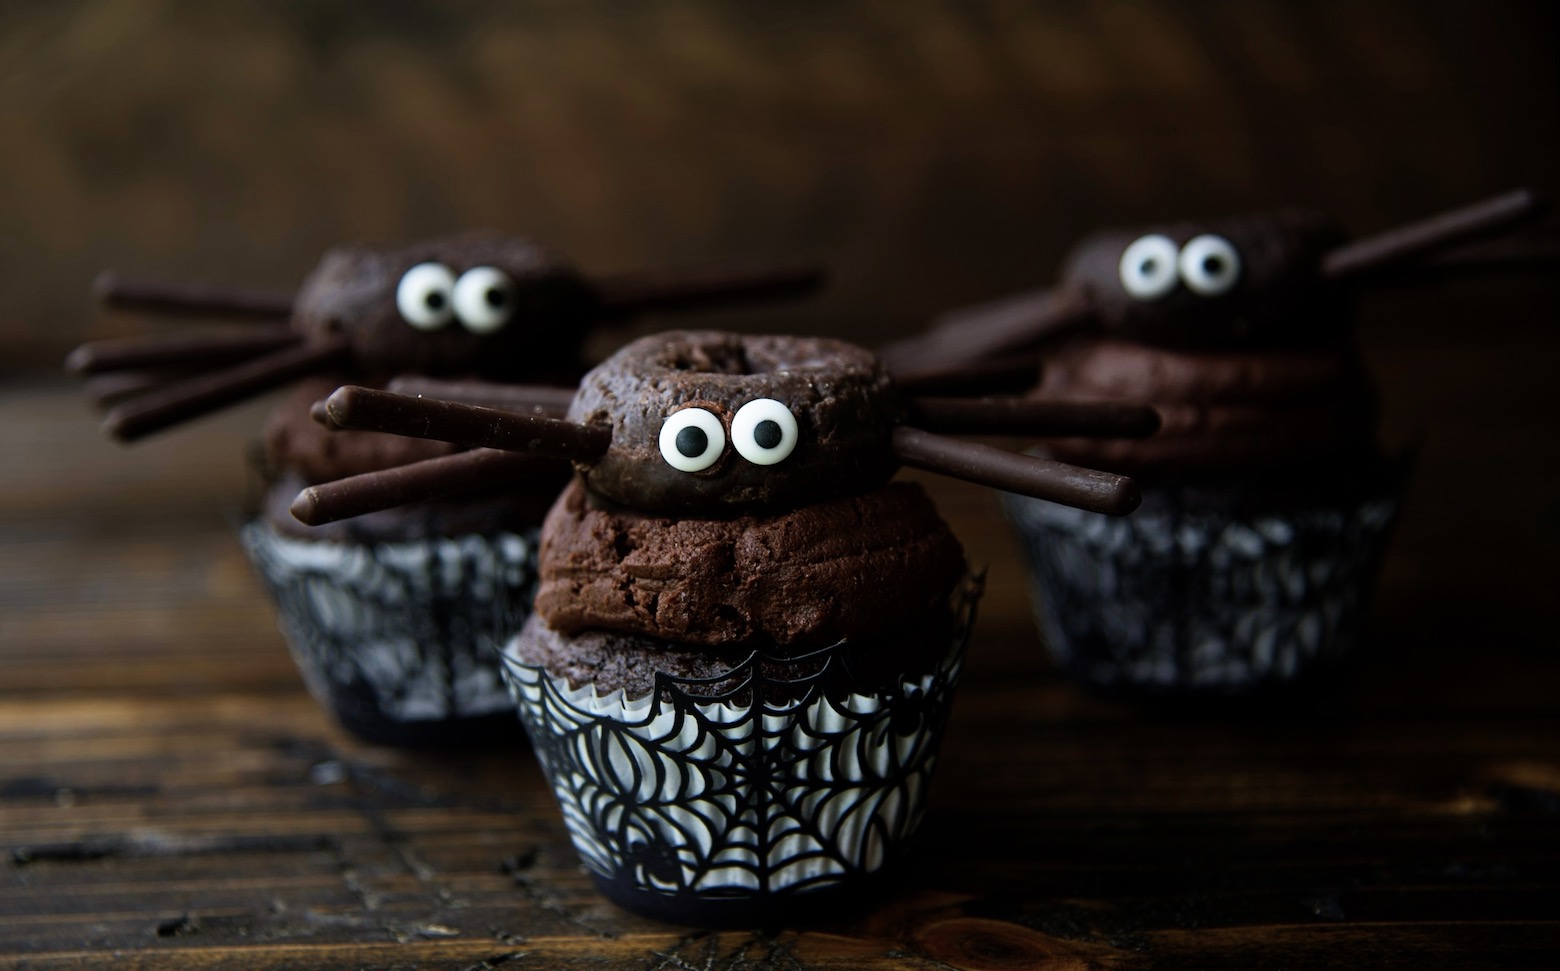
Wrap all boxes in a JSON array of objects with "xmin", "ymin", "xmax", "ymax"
[
  {"xmin": 486, "ymin": 287, "xmax": 506, "ymax": 308},
  {"xmin": 425, "ymin": 291, "xmax": 446, "ymax": 310},
  {"xmin": 753, "ymin": 419, "xmax": 783, "ymax": 450},
  {"xmin": 675, "ymin": 426, "xmax": 708, "ymax": 458},
  {"xmin": 1203, "ymin": 256, "xmax": 1224, "ymax": 276},
  {"xmin": 1140, "ymin": 258, "xmax": 1157, "ymax": 275}
]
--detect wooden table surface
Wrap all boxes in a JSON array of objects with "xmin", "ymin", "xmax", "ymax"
[{"xmin": 3, "ymin": 325, "xmax": 1558, "ymax": 969}]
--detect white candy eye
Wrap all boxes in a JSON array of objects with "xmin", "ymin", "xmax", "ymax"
[
  {"xmin": 1178, "ymin": 234, "xmax": 1242, "ymax": 296},
  {"xmin": 452, "ymin": 266, "xmax": 515, "ymax": 334},
  {"xmin": 731, "ymin": 398, "xmax": 798, "ymax": 466},
  {"xmin": 1118, "ymin": 234, "xmax": 1180, "ymax": 301},
  {"xmin": 396, "ymin": 262, "xmax": 457, "ymax": 330},
  {"xmin": 658, "ymin": 407, "xmax": 726, "ymax": 473}
]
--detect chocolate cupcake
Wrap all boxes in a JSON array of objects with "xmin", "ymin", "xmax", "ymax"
[
  {"xmin": 883, "ymin": 190, "xmax": 1541, "ymax": 699},
  {"xmin": 1005, "ymin": 338, "xmax": 1406, "ymax": 698},
  {"xmin": 69, "ymin": 237, "xmax": 823, "ymax": 745},
  {"xmin": 298, "ymin": 329, "xmax": 1150, "ymax": 920},
  {"xmin": 239, "ymin": 377, "xmax": 566, "ymax": 745}
]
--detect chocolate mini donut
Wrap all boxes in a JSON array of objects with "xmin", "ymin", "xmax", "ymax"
[
  {"xmin": 1060, "ymin": 209, "xmax": 1350, "ymax": 349},
  {"xmin": 290, "ymin": 232, "xmax": 592, "ymax": 377},
  {"xmin": 567, "ymin": 331, "xmax": 905, "ymax": 515}
]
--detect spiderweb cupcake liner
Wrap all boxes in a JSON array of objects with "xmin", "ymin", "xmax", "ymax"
[
  {"xmin": 500, "ymin": 576, "xmax": 982, "ymax": 924},
  {"xmin": 1003, "ymin": 473, "xmax": 1403, "ymax": 697},
  {"xmin": 241, "ymin": 522, "xmax": 539, "ymax": 745}
]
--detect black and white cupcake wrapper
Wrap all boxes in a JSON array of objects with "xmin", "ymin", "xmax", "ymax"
[
  {"xmin": 1003, "ymin": 478, "xmax": 1402, "ymax": 696},
  {"xmin": 499, "ymin": 579, "xmax": 981, "ymax": 924},
  {"xmin": 241, "ymin": 522, "xmax": 540, "ymax": 744}
]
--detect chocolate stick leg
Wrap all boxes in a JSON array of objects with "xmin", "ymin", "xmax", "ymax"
[
  {"xmin": 94, "ymin": 272, "xmax": 295, "ymax": 319},
  {"xmin": 102, "ymin": 337, "xmax": 351, "ymax": 442},
  {"xmin": 82, "ymin": 369, "xmax": 195, "ymax": 409},
  {"xmin": 1387, "ymin": 234, "xmax": 1560, "ymax": 278},
  {"xmin": 893, "ymin": 356, "xmax": 1044, "ymax": 397},
  {"xmin": 385, "ymin": 376, "xmax": 575, "ymax": 417},
  {"xmin": 908, "ymin": 397, "xmax": 1161, "ymax": 438},
  {"xmin": 892, "ymin": 426, "xmax": 1140, "ymax": 516},
  {"xmin": 308, "ymin": 400, "xmax": 339, "ymax": 430},
  {"xmin": 325, "ymin": 386, "xmax": 612, "ymax": 461},
  {"xmin": 1321, "ymin": 187, "xmax": 1546, "ymax": 280},
  {"xmin": 290, "ymin": 449, "xmax": 557, "ymax": 526},
  {"xmin": 876, "ymin": 285, "xmax": 1094, "ymax": 376},
  {"xmin": 590, "ymin": 261, "xmax": 824, "ymax": 316},
  {"xmin": 65, "ymin": 328, "xmax": 302, "ymax": 375}
]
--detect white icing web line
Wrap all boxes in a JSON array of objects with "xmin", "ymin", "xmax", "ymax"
[{"xmin": 503, "ymin": 579, "xmax": 979, "ymax": 896}]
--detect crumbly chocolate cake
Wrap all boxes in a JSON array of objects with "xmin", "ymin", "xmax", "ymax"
[
  {"xmin": 1033, "ymin": 337, "xmax": 1380, "ymax": 477},
  {"xmin": 533, "ymin": 478, "xmax": 964, "ymax": 652}
]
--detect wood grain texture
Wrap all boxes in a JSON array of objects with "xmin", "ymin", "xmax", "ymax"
[{"xmin": 4, "ymin": 303, "xmax": 1560, "ymax": 971}]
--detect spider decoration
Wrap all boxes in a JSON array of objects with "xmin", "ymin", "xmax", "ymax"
[
  {"xmin": 281, "ymin": 329, "xmax": 1156, "ymax": 917},
  {"xmin": 881, "ymin": 188, "xmax": 1551, "ymax": 700},
  {"xmin": 878, "ymin": 187, "xmax": 1548, "ymax": 376},
  {"xmin": 65, "ymin": 232, "xmax": 824, "ymax": 442},
  {"xmin": 284, "ymin": 331, "xmax": 1162, "ymax": 527}
]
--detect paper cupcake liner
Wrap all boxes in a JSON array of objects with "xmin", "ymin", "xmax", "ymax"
[
  {"xmin": 1002, "ymin": 475, "xmax": 1402, "ymax": 697},
  {"xmin": 241, "ymin": 522, "xmax": 540, "ymax": 745},
  {"xmin": 499, "ymin": 577, "xmax": 981, "ymax": 925}
]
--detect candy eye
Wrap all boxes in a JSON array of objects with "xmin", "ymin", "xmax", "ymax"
[
  {"xmin": 452, "ymin": 266, "xmax": 515, "ymax": 334},
  {"xmin": 1118, "ymin": 234, "xmax": 1180, "ymax": 301},
  {"xmin": 658, "ymin": 407, "xmax": 726, "ymax": 473},
  {"xmin": 730, "ymin": 398, "xmax": 798, "ymax": 466},
  {"xmin": 396, "ymin": 263, "xmax": 457, "ymax": 331},
  {"xmin": 1178, "ymin": 234, "xmax": 1242, "ymax": 296}
]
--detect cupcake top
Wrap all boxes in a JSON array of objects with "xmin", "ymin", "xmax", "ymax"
[
  {"xmin": 1032, "ymin": 337, "xmax": 1380, "ymax": 477},
  {"xmin": 1038, "ymin": 212, "xmax": 1376, "ymax": 477},
  {"xmin": 535, "ymin": 477, "xmax": 964, "ymax": 648},
  {"xmin": 296, "ymin": 329, "xmax": 1147, "ymax": 526},
  {"xmin": 294, "ymin": 329, "xmax": 1158, "ymax": 646},
  {"xmin": 884, "ymin": 192, "xmax": 1544, "ymax": 479}
]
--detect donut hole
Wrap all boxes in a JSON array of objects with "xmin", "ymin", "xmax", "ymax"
[{"xmin": 659, "ymin": 342, "xmax": 754, "ymax": 375}]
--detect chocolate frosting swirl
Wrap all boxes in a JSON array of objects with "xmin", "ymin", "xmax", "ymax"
[
  {"xmin": 1035, "ymin": 337, "xmax": 1380, "ymax": 477},
  {"xmin": 534, "ymin": 478, "xmax": 965, "ymax": 648}
]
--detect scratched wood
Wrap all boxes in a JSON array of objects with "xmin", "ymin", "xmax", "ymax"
[{"xmin": 3, "ymin": 260, "xmax": 1560, "ymax": 971}]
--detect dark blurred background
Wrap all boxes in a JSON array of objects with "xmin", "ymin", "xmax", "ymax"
[
  {"xmin": 1, "ymin": 0, "xmax": 1554, "ymax": 357},
  {"xmin": 2, "ymin": 0, "xmax": 1557, "ymax": 644}
]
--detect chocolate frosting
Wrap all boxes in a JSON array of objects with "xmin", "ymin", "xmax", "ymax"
[
  {"xmin": 569, "ymin": 331, "xmax": 904, "ymax": 515},
  {"xmin": 1034, "ymin": 338, "xmax": 1379, "ymax": 476},
  {"xmin": 534, "ymin": 478, "xmax": 965, "ymax": 648}
]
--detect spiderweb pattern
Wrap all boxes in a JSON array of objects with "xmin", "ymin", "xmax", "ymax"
[
  {"xmin": 1004, "ymin": 481, "xmax": 1400, "ymax": 690},
  {"xmin": 243, "ymin": 524, "xmax": 539, "ymax": 723},
  {"xmin": 502, "ymin": 580, "xmax": 979, "ymax": 900}
]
